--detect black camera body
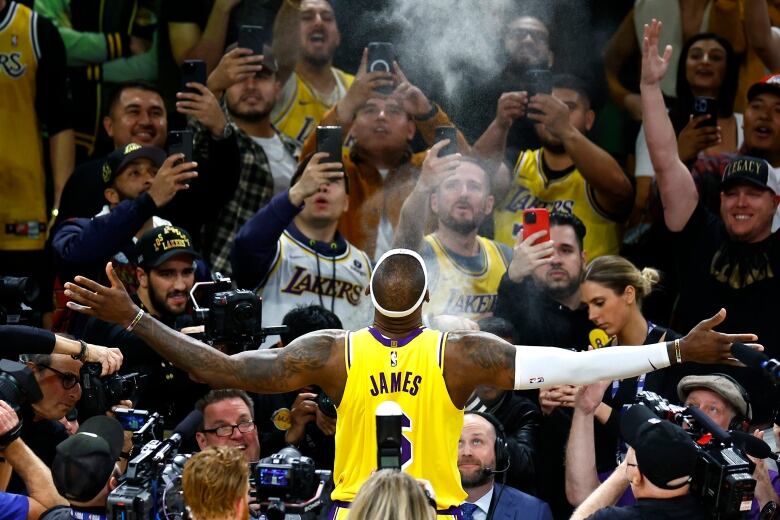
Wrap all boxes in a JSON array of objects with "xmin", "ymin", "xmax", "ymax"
[
  {"xmin": 78, "ymin": 362, "xmax": 142, "ymax": 419},
  {"xmin": 0, "ymin": 275, "xmax": 40, "ymax": 326},
  {"xmin": 636, "ymin": 391, "xmax": 755, "ymax": 519},
  {"xmin": 316, "ymin": 391, "xmax": 337, "ymax": 419},
  {"xmin": 0, "ymin": 359, "xmax": 42, "ymax": 411}
]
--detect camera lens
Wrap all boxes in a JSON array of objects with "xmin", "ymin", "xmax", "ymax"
[{"xmin": 524, "ymin": 213, "xmax": 537, "ymax": 224}]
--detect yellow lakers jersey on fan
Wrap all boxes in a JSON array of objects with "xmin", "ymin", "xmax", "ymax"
[
  {"xmin": 424, "ymin": 234, "xmax": 508, "ymax": 320},
  {"xmin": 272, "ymin": 69, "xmax": 354, "ymax": 144},
  {"xmin": 0, "ymin": 2, "xmax": 46, "ymax": 250},
  {"xmin": 332, "ymin": 327, "xmax": 466, "ymax": 510},
  {"xmin": 494, "ymin": 148, "xmax": 622, "ymax": 259}
]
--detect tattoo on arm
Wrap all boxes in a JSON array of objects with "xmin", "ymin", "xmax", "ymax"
[{"xmin": 457, "ymin": 332, "xmax": 515, "ymax": 388}]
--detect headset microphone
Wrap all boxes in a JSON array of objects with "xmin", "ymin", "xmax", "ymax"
[{"xmin": 589, "ymin": 329, "xmax": 613, "ymax": 349}]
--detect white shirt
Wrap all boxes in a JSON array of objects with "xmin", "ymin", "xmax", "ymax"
[
  {"xmin": 463, "ymin": 486, "xmax": 494, "ymax": 520},
  {"xmin": 251, "ymin": 134, "xmax": 297, "ymax": 196}
]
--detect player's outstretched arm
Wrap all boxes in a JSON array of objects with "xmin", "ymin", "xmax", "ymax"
[{"xmin": 64, "ymin": 262, "xmax": 342, "ymax": 394}]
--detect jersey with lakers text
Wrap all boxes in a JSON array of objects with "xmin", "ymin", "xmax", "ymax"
[
  {"xmin": 258, "ymin": 230, "xmax": 373, "ymax": 347},
  {"xmin": 494, "ymin": 148, "xmax": 622, "ymax": 259},
  {"xmin": 332, "ymin": 327, "xmax": 466, "ymax": 510},
  {"xmin": 271, "ymin": 68, "xmax": 354, "ymax": 144},
  {"xmin": 0, "ymin": 2, "xmax": 46, "ymax": 250},
  {"xmin": 422, "ymin": 234, "xmax": 510, "ymax": 320}
]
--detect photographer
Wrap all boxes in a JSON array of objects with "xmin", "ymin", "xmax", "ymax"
[
  {"xmin": 571, "ymin": 404, "xmax": 706, "ymax": 520},
  {"xmin": 39, "ymin": 416, "xmax": 126, "ymax": 520},
  {"xmin": 183, "ymin": 446, "xmax": 250, "ymax": 520},
  {"xmin": 80, "ymin": 225, "xmax": 209, "ymax": 425},
  {"xmin": 0, "ymin": 400, "xmax": 67, "ymax": 520}
]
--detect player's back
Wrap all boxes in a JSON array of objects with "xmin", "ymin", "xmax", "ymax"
[{"xmin": 332, "ymin": 326, "xmax": 466, "ymax": 510}]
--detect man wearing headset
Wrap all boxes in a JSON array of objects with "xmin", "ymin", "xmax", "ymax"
[
  {"xmin": 458, "ymin": 412, "xmax": 552, "ymax": 520},
  {"xmin": 677, "ymin": 374, "xmax": 752, "ymax": 432}
]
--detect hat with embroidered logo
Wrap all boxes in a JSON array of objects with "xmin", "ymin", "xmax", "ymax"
[{"xmin": 102, "ymin": 142, "xmax": 166, "ymax": 186}]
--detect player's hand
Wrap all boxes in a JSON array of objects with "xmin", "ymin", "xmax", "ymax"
[
  {"xmin": 495, "ymin": 91, "xmax": 528, "ymax": 129},
  {"xmin": 315, "ymin": 407, "xmax": 337, "ymax": 436},
  {"xmin": 84, "ymin": 344, "xmax": 124, "ymax": 376},
  {"xmin": 285, "ymin": 392, "xmax": 317, "ymax": 446},
  {"xmin": 575, "ymin": 380, "xmax": 610, "ymax": 415},
  {"xmin": 147, "ymin": 155, "xmax": 198, "ymax": 207},
  {"xmin": 207, "ymin": 47, "xmax": 266, "ymax": 96},
  {"xmin": 176, "ymin": 82, "xmax": 228, "ymax": 137},
  {"xmin": 65, "ymin": 262, "xmax": 141, "ymax": 327},
  {"xmin": 392, "ymin": 63, "xmax": 433, "ymax": 118},
  {"xmin": 678, "ymin": 309, "xmax": 760, "ymax": 365},
  {"xmin": 640, "ymin": 19, "xmax": 672, "ymax": 87},
  {"xmin": 336, "ymin": 48, "xmax": 394, "ymax": 123},
  {"xmin": 417, "ymin": 140, "xmax": 461, "ymax": 192},
  {"xmin": 507, "ymin": 230, "xmax": 554, "ymax": 282},
  {"xmin": 677, "ymin": 115, "xmax": 721, "ymax": 161},
  {"xmin": 288, "ymin": 153, "xmax": 344, "ymax": 206}
]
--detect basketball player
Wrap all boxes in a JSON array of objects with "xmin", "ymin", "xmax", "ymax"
[{"xmin": 64, "ymin": 252, "xmax": 755, "ymax": 518}]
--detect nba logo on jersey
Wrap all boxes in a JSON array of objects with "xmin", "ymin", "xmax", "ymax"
[
  {"xmin": 11, "ymin": 34, "xmax": 17, "ymax": 47},
  {"xmin": 390, "ymin": 351, "xmax": 398, "ymax": 367}
]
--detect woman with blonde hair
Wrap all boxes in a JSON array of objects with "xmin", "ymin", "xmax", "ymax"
[{"xmin": 348, "ymin": 470, "xmax": 436, "ymax": 520}]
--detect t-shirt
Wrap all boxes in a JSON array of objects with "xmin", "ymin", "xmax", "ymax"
[
  {"xmin": 251, "ymin": 134, "xmax": 297, "ymax": 196},
  {"xmin": 671, "ymin": 204, "xmax": 780, "ymax": 424},
  {"xmin": 0, "ymin": 493, "xmax": 28, "ymax": 520},
  {"xmin": 586, "ymin": 494, "xmax": 707, "ymax": 520}
]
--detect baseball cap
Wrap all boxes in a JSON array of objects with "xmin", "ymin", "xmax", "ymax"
[
  {"xmin": 720, "ymin": 155, "xmax": 778, "ymax": 195},
  {"xmin": 136, "ymin": 225, "xmax": 200, "ymax": 270},
  {"xmin": 102, "ymin": 143, "xmax": 166, "ymax": 186},
  {"xmin": 620, "ymin": 404, "xmax": 699, "ymax": 490},
  {"xmin": 52, "ymin": 416, "xmax": 124, "ymax": 501},
  {"xmin": 677, "ymin": 374, "xmax": 752, "ymax": 421},
  {"xmin": 747, "ymin": 73, "xmax": 780, "ymax": 101}
]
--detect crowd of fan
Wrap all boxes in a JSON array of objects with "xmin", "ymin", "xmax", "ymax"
[{"xmin": 1, "ymin": 0, "xmax": 780, "ymax": 518}]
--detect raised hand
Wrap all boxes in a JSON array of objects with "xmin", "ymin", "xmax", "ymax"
[
  {"xmin": 64, "ymin": 262, "xmax": 142, "ymax": 328},
  {"xmin": 507, "ymin": 230, "xmax": 554, "ymax": 282},
  {"xmin": 677, "ymin": 115, "xmax": 722, "ymax": 162},
  {"xmin": 207, "ymin": 47, "xmax": 266, "ymax": 96},
  {"xmin": 417, "ymin": 140, "xmax": 462, "ymax": 192},
  {"xmin": 84, "ymin": 344, "xmax": 124, "ymax": 376},
  {"xmin": 147, "ymin": 154, "xmax": 198, "ymax": 207},
  {"xmin": 527, "ymin": 93, "xmax": 575, "ymax": 140},
  {"xmin": 176, "ymin": 82, "xmax": 228, "ymax": 137},
  {"xmin": 392, "ymin": 62, "xmax": 433, "ymax": 118},
  {"xmin": 495, "ymin": 91, "xmax": 528, "ymax": 130},
  {"xmin": 641, "ymin": 19, "xmax": 673, "ymax": 87},
  {"xmin": 574, "ymin": 380, "xmax": 611, "ymax": 415},
  {"xmin": 336, "ymin": 48, "xmax": 395, "ymax": 123},
  {"xmin": 679, "ymin": 309, "xmax": 760, "ymax": 365},
  {"xmin": 288, "ymin": 152, "xmax": 344, "ymax": 206}
]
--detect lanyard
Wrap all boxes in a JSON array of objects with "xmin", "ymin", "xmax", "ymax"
[{"xmin": 610, "ymin": 322, "xmax": 655, "ymax": 399}]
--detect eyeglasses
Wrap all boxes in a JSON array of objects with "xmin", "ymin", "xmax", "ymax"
[
  {"xmin": 202, "ymin": 421, "xmax": 256, "ymax": 438},
  {"xmin": 38, "ymin": 364, "xmax": 80, "ymax": 390}
]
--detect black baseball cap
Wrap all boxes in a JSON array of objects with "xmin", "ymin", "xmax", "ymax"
[
  {"xmin": 720, "ymin": 155, "xmax": 777, "ymax": 195},
  {"xmin": 102, "ymin": 143, "xmax": 166, "ymax": 186},
  {"xmin": 52, "ymin": 416, "xmax": 124, "ymax": 501},
  {"xmin": 620, "ymin": 404, "xmax": 699, "ymax": 490},
  {"xmin": 136, "ymin": 225, "xmax": 200, "ymax": 270}
]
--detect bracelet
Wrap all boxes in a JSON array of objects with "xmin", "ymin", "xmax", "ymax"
[
  {"xmin": 71, "ymin": 340, "xmax": 88, "ymax": 361},
  {"xmin": 119, "ymin": 451, "xmax": 132, "ymax": 460},
  {"xmin": 126, "ymin": 309, "xmax": 145, "ymax": 332},
  {"xmin": 674, "ymin": 338, "xmax": 682, "ymax": 364}
]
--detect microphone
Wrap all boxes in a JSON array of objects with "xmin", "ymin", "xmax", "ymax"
[
  {"xmin": 731, "ymin": 343, "xmax": 780, "ymax": 380},
  {"xmin": 154, "ymin": 410, "xmax": 203, "ymax": 463},
  {"xmin": 730, "ymin": 430, "xmax": 779, "ymax": 461},
  {"xmin": 686, "ymin": 405, "xmax": 732, "ymax": 444},
  {"xmin": 589, "ymin": 329, "xmax": 613, "ymax": 349},
  {"xmin": 376, "ymin": 401, "xmax": 403, "ymax": 471}
]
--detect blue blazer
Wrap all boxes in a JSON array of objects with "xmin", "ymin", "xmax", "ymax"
[{"xmin": 490, "ymin": 483, "xmax": 553, "ymax": 520}]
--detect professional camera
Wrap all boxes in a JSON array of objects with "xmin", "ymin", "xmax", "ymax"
[
  {"xmin": 254, "ymin": 446, "xmax": 332, "ymax": 520},
  {"xmin": 636, "ymin": 391, "xmax": 755, "ymax": 519},
  {"xmin": 108, "ymin": 414, "xmax": 183, "ymax": 520},
  {"xmin": 0, "ymin": 275, "xmax": 40, "ymax": 326},
  {"xmin": 0, "ymin": 359, "xmax": 42, "ymax": 411},
  {"xmin": 315, "ymin": 390, "xmax": 337, "ymax": 419},
  {"xmin": 190, "ymin": 277, "xmax": 286, "ymax": 351},
  {"xmin": 78, "ymin": 362, "xmax": 144, "ymax": 419}
]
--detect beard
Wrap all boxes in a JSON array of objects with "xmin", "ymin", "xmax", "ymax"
[
  {"xmin": 460, "ymin": 462, "xmax": 493, "ymax": 488},
  {"xmin": 148, "ymin": 282, "xmax": 187, "ymax": 318},
  {"xmin": 303, "ymin": 48, "xmax": 331, "ymax": 68},
  {"xmin": 227, "ymin": 99, "xmax": 273, "ymax": 123},
  {"xmin": 540, "ymin": 275, "xmax": 580, "ymax": 301},
  {"xmin": 438, "ymin": 200, "xmax": 486, "ymax": 235}
]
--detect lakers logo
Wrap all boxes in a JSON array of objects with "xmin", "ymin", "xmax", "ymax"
[
  {"xmin": 102, "ymin": 162, "xmax": 112, "ymax": 183},
  {"xmin": 124, "ymin": 143, "xmax": 142, "ymax": 154},
  {"xmin": 390, "ymin": 351, "xmax": 398, "ymax": 368},
  {"xmin": 272, "ymin": 408, "xmax": 292, "ymax": 431}
]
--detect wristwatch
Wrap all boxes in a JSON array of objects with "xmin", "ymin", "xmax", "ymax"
[{"xmin": 761, "ymin": 501, "xmax": 778, "ymax": 520}]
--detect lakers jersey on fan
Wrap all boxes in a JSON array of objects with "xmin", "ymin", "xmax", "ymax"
[
  {"xmin": 271, "ymin": 68, "xmax": 354, "ymax": 144},
  {"xmin": 258, "ymin": 230, "xmax": 373, "ymax": 347},
  {"xmin": 0, "ymin": 2, "xmax": 47, "ymax": 250},
  {"xmin": 423, "ymin": 234, "xmax": 509, "ymax": 320},
  {"xmin": 494, "ymin": 148, "xmax": 622, "ymax": 259},
  {"xmin": 332, "ymin": 327, "xmax": 466, "ymax": 511}
]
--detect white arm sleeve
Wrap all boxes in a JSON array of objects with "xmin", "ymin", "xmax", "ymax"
[{"xmin": 513, "ymin": 343, "xmax": 671, "ymax": 389}]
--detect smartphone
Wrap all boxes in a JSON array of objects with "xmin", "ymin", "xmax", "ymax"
[
  {"xmin": 238, "ymin": 25, "xmax": 268, "ymax": 55},
  {"xmin": 180, "ymin": 60, "xmax": 206, "ymax": 94},
  {"xmin": 316, "ymin": 126, "xmax": 342, "ymax": 164},
  {"xmin": 168, "ymin": 130, "xmax": 193, "ymax": 163},
  {"xmin": 524, "ymin": 69, "xmax": 552, "ymax": 115},
  {"xmin": 367, "ymin": 42, "xmax": 396, "ymax": 94},
  {"xmin": 435, "ymin": 126, "xmax": 458, "ymax": 156},
  {"xmin": 522, "ymin": 208, "xmax": 550, "ymax": 245},
  {"xmin": 693, "ymin": 96, "xmax": 718, "ymax": 128},
  {"xmin": 114, "ymin": 408, "xmax": 151, "ymax": 431}
]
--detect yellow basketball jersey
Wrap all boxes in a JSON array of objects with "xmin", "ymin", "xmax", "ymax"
[
  {"xmin": 423, "ymin": 234, "xmax": 509, "ymax": 320},
  {"xmin": 272, "ymin": 68, "xmax": 354, "ymax": 144},
  {"xmin": 332, "ymin": 327, "xmax": 466, "ymax": 510},
  {"xmin": 0, "ymin": 2, "xmax": 47, "ymax": 250},
  {"xmin": 493, "ymin": 148, "xmax": 622, "ymax": 260}
]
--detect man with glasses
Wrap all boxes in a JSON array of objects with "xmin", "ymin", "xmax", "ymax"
[{"xmin": 195, "ymin": 389, "xmax": 260, "ymax": 463}]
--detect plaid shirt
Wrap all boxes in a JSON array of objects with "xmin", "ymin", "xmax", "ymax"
[{"xmin": 194, "ymin": 120, "xmax": 300, "ymax": 276}]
